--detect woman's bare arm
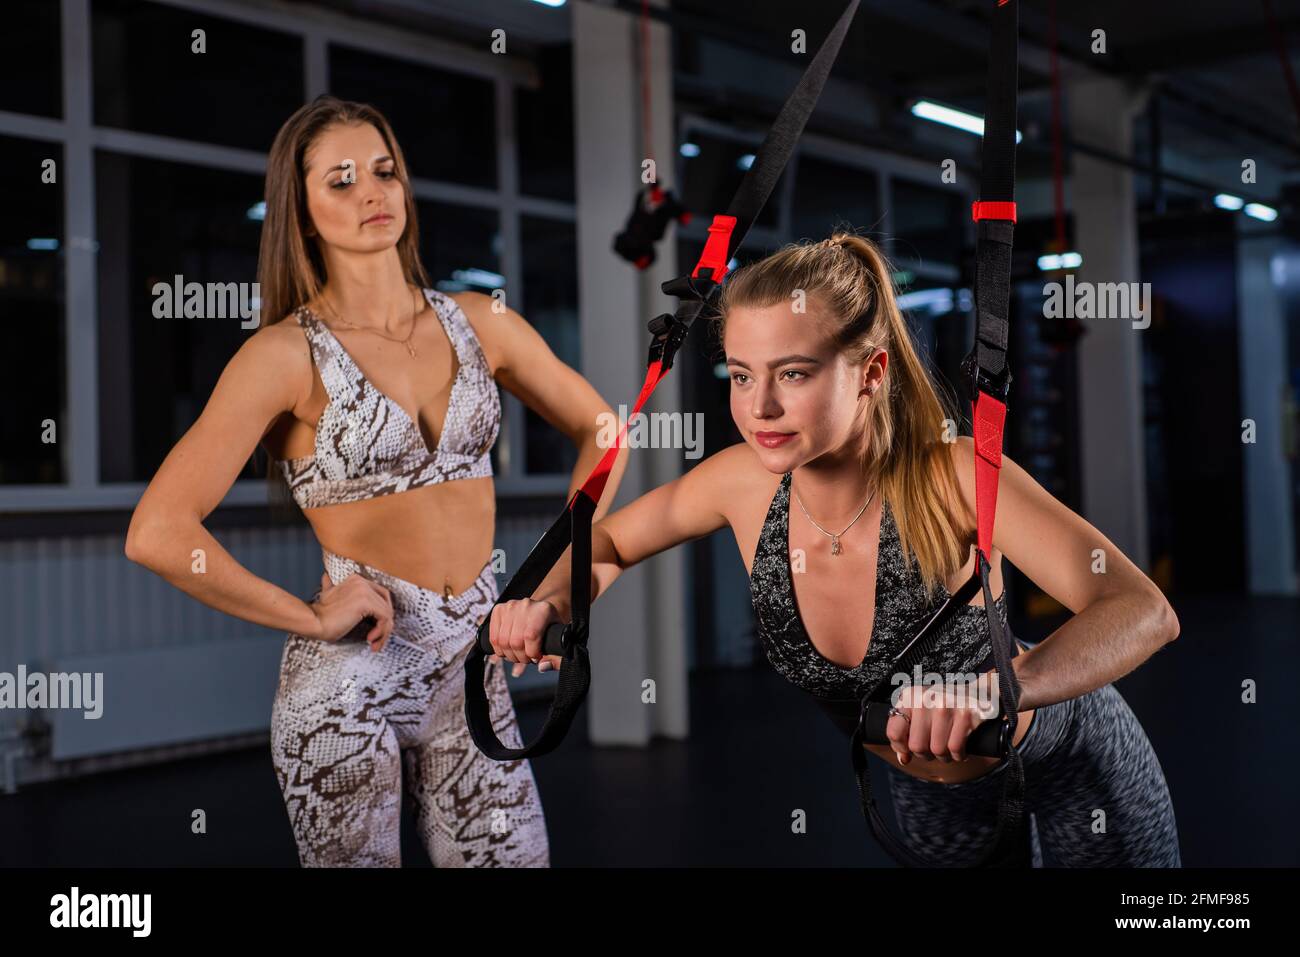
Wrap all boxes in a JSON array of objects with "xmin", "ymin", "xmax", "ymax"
[
  {"xmin": 124, "ymin": 322, "xmax": 326, "ymax": 639},
  {"xmin": 950, "ymin": 436, "xmax": 1180, "ymax": 710},
  {"xmin": 452, "ymin": 291, "xmax": 630, "ymax": 521},
  {"xmin": 486, "ymin": 443, "xmax": 743, "ymax": 667},
  {"xmin": 528, "ymin": 443, "xmax": 747, "ymax": 620}
]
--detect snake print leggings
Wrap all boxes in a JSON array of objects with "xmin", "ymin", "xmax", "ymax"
[
  {"xmin": 883, "ymin": 682, "xmax": 1181, "ymax": 867},
  {"xmin": 270, "ymin": 549, "xmax": 550, "ymax": 867}
]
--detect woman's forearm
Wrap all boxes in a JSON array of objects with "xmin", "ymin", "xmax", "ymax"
[
  {"xmin": 999, "ymin": 590, "xmax": 1178, "ymax": 711},
  {"xmin": 531, "ymin": 524, "xmax": 625, "ymax": 621},
  {"xmin": 125, "ymin": 518, "xmax": 322, "ymax": 638}
]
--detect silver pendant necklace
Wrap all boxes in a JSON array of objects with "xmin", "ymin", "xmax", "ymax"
[{"xmin": 793, "ymin": 477, "xmax": 876, "ymax": 556}]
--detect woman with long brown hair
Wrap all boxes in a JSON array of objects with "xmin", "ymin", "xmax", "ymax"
[
  {"xmin": 488, "ymin": 232, "xmax": 1183, "ymax": 867},
  {"xmin": 125, "ymin": 96, "xmax": 628, "ymax": 867}
]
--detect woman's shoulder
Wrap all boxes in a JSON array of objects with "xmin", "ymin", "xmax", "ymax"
[
  {"xmin": 438, "ymin": 288, "xmax": 510, "ymax": 371},
  {"xmin": 695, "ymin": 441, "xmax": 782, "ymax": 482},
  {"xmin": 943, "ymin": 434, "xmax": 992, "ymax": 527},
  {"xmin": 682, "ymin": 442, "xmax": 785, "ymax": 522},
  {"xmin": 236, "ymin": 312, "xmax": 317, "ymax": 412},
  {"xmin": 247, "ymin": 309, "xmax": 310, "ymax": 358},
  {"xmin": 926, "ymin": 434, "xmax": 1008, "ymax": 568}
]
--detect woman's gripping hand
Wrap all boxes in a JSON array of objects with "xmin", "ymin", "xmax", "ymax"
[
  {"xmin": 487, "ymin": 598, "xmax": 566, "ymax": 677},
  {"xmin": 886, "ymin": 679, "xmax": 999, "ymax": 766}
]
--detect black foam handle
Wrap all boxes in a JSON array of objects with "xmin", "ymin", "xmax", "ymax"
[
  {"xmin": 475, "ymin": 618, "xmax": 569, "ymax": 658},
  {"xmin": 860, "ymin": 700, "xmax": 1006, "ymax": 757}
]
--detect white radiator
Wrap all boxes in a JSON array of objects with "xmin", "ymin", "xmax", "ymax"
[
  {"xmin": 47, "ymin": 638, "xmax": 282, "ymax": 760},
  {"xmin": 0, "ymin": 509, "xmax": 558, "ymax": 789}
]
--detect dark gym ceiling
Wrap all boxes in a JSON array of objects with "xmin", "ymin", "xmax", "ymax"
[{"xmin": 302, "ymin": 0, "xmax": 1300, "ymax": 174}]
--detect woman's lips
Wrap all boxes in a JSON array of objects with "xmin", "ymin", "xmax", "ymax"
[
  {"xmin": 363, "ymin": 213, "xmax": 394, "ymax": 225},
  {"xmin": 755, "ymin": 431, "xmax": 796, "ymax": 448}
]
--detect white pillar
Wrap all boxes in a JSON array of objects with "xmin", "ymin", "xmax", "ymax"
[
  {"xmin": 573, "ymin": 0, "xmax": 689, "ymax": 745},
  {"xmin": 641, "ymin": 0, "xmax": 690, "ymax": 738},
  {"xmin": 1067, "ymin": 77, "xmax": 1149, "ymax": 567},
  {"xmin": 1236, "ymin": 229, "xmax": 1298, "ymax": 594}
]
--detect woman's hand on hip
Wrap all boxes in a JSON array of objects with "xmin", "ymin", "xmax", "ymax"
[
  {"xmin": 487, "ymin": 598, "xmax": 565, "ymax": 677},
  {"xmin": 309, "ymin": 572, "xmax": 395, "ymax": 654},
  {"xmin": 886, "ymin": 680, "xmax": 998, "ymax": 766}
]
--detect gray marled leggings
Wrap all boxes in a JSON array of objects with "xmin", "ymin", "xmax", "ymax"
[{"xmin": 884, "ymin": 682, "xmax": 1181, "ymax": 867}]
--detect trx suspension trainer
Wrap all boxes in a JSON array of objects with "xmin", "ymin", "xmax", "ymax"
[
  {"xmin": 464, "ymin": 0, "xmax": 863, "ymax": 761},
  {"xmin": 849, "ymin": 0, "xmax": 1024, "ymax": 867}
]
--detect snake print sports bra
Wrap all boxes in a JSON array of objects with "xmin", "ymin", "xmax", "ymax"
[
  {"xmin": 278, "ymin": 288, "xmax": 501, "ymax": 510},
  {"xmin": 749, "ymin": 471, "xmax": 1017, "ymax": 735}
]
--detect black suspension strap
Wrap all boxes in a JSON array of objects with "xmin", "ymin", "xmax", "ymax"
[
  {"xmin": 465, "ymin": 0, "xmax": 863, "ymax": 761},
  {"xmin": 849, "ymin": 0, "xmax": 1024, "ymax": 867}
]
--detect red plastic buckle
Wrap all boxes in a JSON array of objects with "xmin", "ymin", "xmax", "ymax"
[
  {"xmin": 691, "ymin": 214, "xmax": 737, "ymax": 282},
  {"xmin": 971, "ymin": 201, "xmax": 1017, "ymax": 223}
]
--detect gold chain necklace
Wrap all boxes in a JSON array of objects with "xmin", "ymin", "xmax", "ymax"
[{"xmin": 319, "ymin": 286, "xmax": 422, "ymax": 359}]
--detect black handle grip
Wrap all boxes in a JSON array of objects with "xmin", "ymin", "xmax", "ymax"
[
  {"xmin": 476, "ymin": 616, "xmax": 569, "ymax": 657},
  {"xmin": 861, "ymin": 700, "xmax": 1006, "ymax": 757}
]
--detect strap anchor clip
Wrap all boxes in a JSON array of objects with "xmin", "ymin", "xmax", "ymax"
[
  {"xmin": 646, "ymin": 274, "xmax": 723, "ymax": 370},
  {"xmin": 660, "ymin": 274, "xmax": 721, "ymax": 305},
  {"xmin": 960, "ymin": 348, "xmax": 1012, "ymax": 409}
]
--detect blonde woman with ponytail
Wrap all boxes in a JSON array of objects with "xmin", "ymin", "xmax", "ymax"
[{"xmin": 489, "ymin": 231, "xmax": 1182, "ymax": 867}]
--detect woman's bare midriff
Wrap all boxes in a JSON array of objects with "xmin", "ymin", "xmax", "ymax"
[
  {"xmin": 299, "ymin": 477, "xmax": 498, "ymax": 597},
  {"xmin": 262, "ymin": 421, "xmax": 498, "ymax": 599},
  {"xmin": 862, "ymin": 705, "xmax": 1036, "ymax": 785}
]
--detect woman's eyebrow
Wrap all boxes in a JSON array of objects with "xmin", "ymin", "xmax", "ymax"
[
  {"xmin": 318, "ymin": 156, "xmax": 394, "ymax": 179},
  {"xmin": 726, "ymin": 354, "xmax": 822, "ymax": 368}
]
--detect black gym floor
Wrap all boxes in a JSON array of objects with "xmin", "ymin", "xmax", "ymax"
[{"xmin": 1, "ymin": 592, "xmax": 1293, "ymax": 867}]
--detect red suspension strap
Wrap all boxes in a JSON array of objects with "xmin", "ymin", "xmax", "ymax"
[
  {"xmin": 579, "ymin": 213, "xmax": 737, "ymax": 507},
  {"xmin": 850, "ymin": 0, "xmax": 1025, "ymax": 868},
  {"xmin": 464, "ymin": 1, "xmax": 862, "ymax": 761}
]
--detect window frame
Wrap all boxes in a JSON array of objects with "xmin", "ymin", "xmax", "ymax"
[
  {"xmin": 0, "ymin": 0, "xmax": 574, "ymax": 512},
  {"xmin": 676, "ymin": 112, "xmax": 975, "ymax": 383},
  {"xmin": 677, "ymin": 113, "xmax": 972, "ymax": 284}
]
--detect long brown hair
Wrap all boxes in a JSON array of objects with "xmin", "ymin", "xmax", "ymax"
[
  {"xmin": 255, "ymin": 95, "xmax": 431, "ymax": 513},
  {"xmin": 712, "ymin": 231, "xmax": 972, "ymax": 599}
]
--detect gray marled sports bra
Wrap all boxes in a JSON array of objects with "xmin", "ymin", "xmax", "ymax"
[
  {"xmin": 750, "ymin": 470, "xmax": 1020, "ymax": 735},
  {"xmin": 279, "ymin": 288, "xmax": 500, "ymax": 510}
]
